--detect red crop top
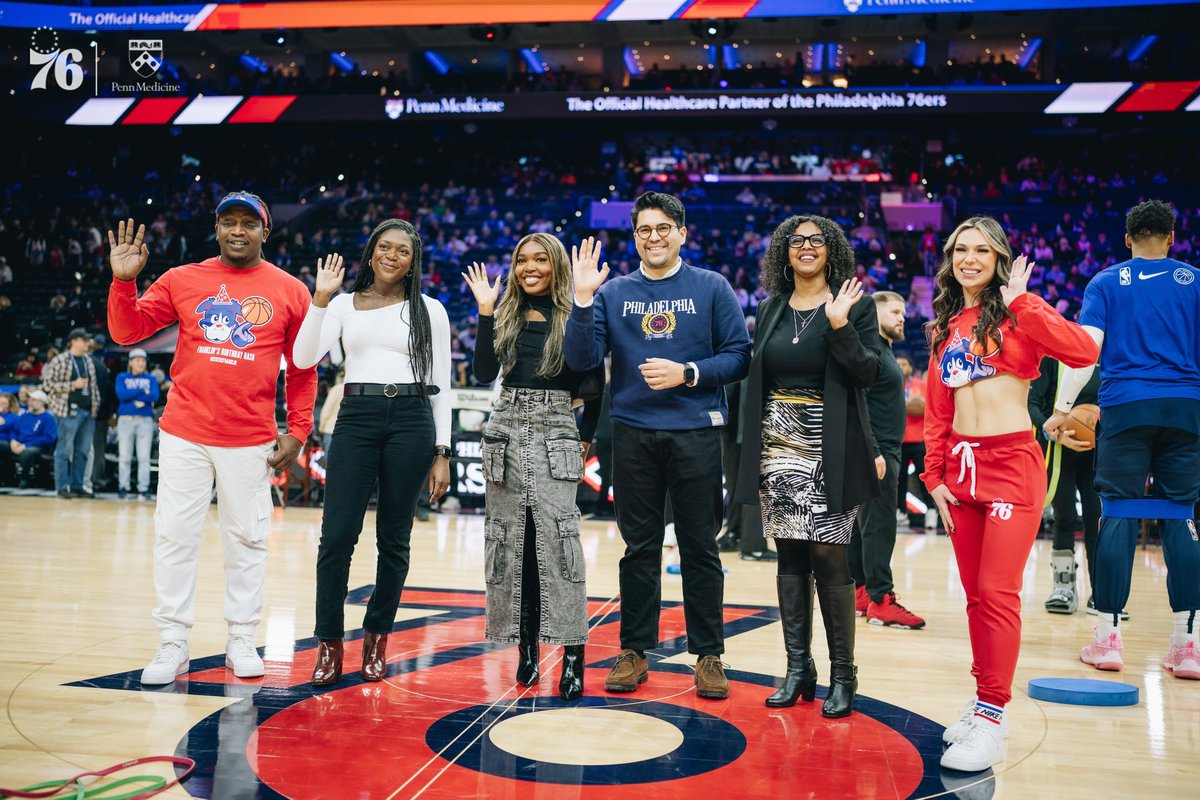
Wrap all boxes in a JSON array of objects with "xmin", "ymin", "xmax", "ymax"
[{"xmin": 921, "ymin": 293, "xmax": 1099, "ymax": 492}]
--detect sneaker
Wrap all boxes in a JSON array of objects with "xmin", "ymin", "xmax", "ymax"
[
  {"xmin": 943, "ymin": 698, "xmax": 1010, "ymax": 745},
  {"xmin": 940, "ymin": 717, "xmax": 1005, "ymax": 772},
  {"xmin": 604, "ymin": 649, "xmax": 648, "ymax": 693},
  {"xmin": 1080, "ymin": 631, "xmax": 1124, "ymax": 671},
  {"xmin": 695, "ymin": 655, "xmax": 730, "ymax": 700},
  {"xmin": 118, "ymin": 488, "xmax": 128, "ymax": 500},
  {"xmin": 1085, "ymin": 596, "xmax": 1130, "ymax": 620},
  {"xmin": 141, "ymin": 491, "xmax": 156, "ymax": 502},
  {"xmin": 57, "ymin": 488, "xmax": 73, "ymax": 499},
  {"xmin": 225, "ymin": 635, "xmax": 265, "ymax": 678},
  {"xmin": 1163, "ymin": 640, "xmax": 1200, "ymax": 680},
  {"xmin": 140, "ymin": 641, "xmax": 190, "ymax": 685},
  {"xmin": 854, "ymin": 585, "xmax": 870, "ymax": 617},
  {"xmin": 867, "ymin": 593, "xmax": 926, "ymax": 629},
  {"xmin": 739, "ymin": 550, "xmax": 778, "ymax": 562}
]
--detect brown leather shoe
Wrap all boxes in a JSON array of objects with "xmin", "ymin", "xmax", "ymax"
[
  {"xmin": 311, "ymin": 639, "xmax": 343, "ymax": 687},
  {"xmin": 604, "ymin": 649, "xmax": 648, "ymax": 693},
  {"xmin": 361, "ymin": 632, "xmax": 388, "ymax": 681},
  {"xmin": 695, "ymin": 655, "xmax": 730, "ymax": 699}
]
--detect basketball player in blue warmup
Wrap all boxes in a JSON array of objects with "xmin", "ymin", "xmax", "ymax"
[
  {"xmin": 565, "ymin": 191, "xmax": 751, "ymax": 699},
  {"xmin": 1046, "ymin": 200, "xmax": 1200, "ymax": 680}
]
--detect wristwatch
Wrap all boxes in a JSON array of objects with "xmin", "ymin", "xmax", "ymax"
[
  {"xmin": 683, "ymin": 364, "xmax": 696, "ymax": 387},
  {"xmin": 434, "ymin": 445, "xmax": 452, "ymax": 459}
]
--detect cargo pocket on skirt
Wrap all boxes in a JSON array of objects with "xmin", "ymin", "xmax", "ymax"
[
  {"xmin": 484, "ymin": 517, "xmax": 508, "ymax": 585},
  {"xmin": 481, "ymin": 433, "xmax": 509, "ymax": 485},
  {"xmin": 556, "ymin": 512, "xmax": 586, "ymax": 583},
  {"xmin": 545, "ymin": 436, "xmax": 583, "ymax": 481}
]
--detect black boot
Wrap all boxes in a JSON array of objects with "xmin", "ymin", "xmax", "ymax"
[
  {"xmin": 516, "ymin": 516, "xmax": 541, "ymax": 686},
  {"xmin": 766, "ymin": 574, "xmax": 817, "ymax": 707},
  {"xmin": 818, "ymin": 583, "xmax": 858, "ymax": 719},
  {"xmin": 558, "ymin": 645, "xmax": 585, "ymax": 700}
]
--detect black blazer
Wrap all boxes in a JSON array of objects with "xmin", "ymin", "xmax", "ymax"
[{"xmin": 733, "ymin": 293, "xmax": 882, "ymax": 514}]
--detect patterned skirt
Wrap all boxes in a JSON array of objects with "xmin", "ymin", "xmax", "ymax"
[{"xmin": 759, "ymin": 389, "xmax": 858, "ymax": 544}]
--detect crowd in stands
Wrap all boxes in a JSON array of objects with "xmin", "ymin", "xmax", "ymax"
[{"xmin": 2, "ymin": 127, "xmax": 1197, "ymax": 493}]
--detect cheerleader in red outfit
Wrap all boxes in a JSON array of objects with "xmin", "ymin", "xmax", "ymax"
[{"xmin": 922, "ymin": 217, "xmax": 1098, "ymax": 773}]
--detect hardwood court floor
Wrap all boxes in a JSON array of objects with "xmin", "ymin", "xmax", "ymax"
[{"xmin": 0, "ymin": 494, "xmax": 1197, "ymax": 799}]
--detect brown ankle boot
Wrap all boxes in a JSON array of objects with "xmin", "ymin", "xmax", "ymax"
[
  {"xmin": 311, "ymin": 639, "xmax": 343, "ymax": 687},
  {"xmin": 362, "ymin": 632, "xmax": 388, "ymax": 681}
]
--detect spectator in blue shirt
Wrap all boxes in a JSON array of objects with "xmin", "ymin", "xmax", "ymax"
[
  {"xmin": 114, "ymin": 348, "xmax": 160, "ymax": 500},
  {"xmin": 1, "ymin": 390, "xmax": 57, "ymax": 488}
]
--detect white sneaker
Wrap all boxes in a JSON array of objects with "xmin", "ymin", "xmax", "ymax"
[
  {"xmin": 940, "ymin": 717, "xmax": 1005, "ymax": 772},
  {"xmin": 225, "ymin": 635, "xmax": 265, "ymax": 678},
  {"xmin": 943, "ymin": 698, "xmax": 1010, "ymax": 744},
  {"xmin": 140, "ymin": 641, "xmax": 189, "ymax": 685},
  {"xmin": 1163, "ymin": 639, "xmax": 1200, "ymax": 680}
]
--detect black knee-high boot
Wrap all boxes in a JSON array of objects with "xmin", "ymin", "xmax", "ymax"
[
  {"xmin": 766, "ymin": 574, "xmax": 817, "ymax": 707},
  {"xmin": 516, "ymin": 511, "xmax": 541, "ymax": 686},
  {"xmin": 818, "ymin": 583, "xmax": 858, "ymax": 718},
  {"xmin": 558, "ymin": 644, "xmax": 585, "ymax": 700}
]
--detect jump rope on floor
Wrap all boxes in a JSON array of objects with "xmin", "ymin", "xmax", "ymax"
[{"xmin": 0, "ymin": 756, "xmax": 194, "ymax": 800}]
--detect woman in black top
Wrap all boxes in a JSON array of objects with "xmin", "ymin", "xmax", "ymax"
[
  {"xmin": 734, "ymin": 215, "xmax": 881, "ymax": 718},
  {"xmin": 465, "ymin": 232, "xmax": 604, "ymax": 701}
]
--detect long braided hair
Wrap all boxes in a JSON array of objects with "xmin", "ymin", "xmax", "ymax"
[
  {"xmin": 930, "ymin": 216, "xmax": 1016, "ymax": 353},
  {"xmin": 492, "ymin": 233, "xmax": 573, "ymax": 379},
  {"xmin": 759, "ymin": 214, "xmax": 856, "ymax": 297},
  {"xmin": 349, "ymin": 219, "xmax": 433, "ymax": 392}
]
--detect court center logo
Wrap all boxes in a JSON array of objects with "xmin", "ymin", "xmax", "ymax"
[
  {"xmin": 29, "ymin": 26, "xmax": 84, "ymax": 91},
  {"xmin": 129, "ymin": 39, "xmax": 163, "ymax": 78}
]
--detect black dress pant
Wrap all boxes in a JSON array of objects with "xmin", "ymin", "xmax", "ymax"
[
  {"xmin": 849, "ymin": 454, "xmax": 900, "ymax": 602},
  {"xmin": 314, "ymin": 394, "xmax": 434, "ymax": 639},
  {"xmin": 899, "ymin": 441, "xmax": 933, "ymax": 525},
  {"xmin": 612, "ymin": 422, "xmax": 725, "ymax": 655},
  {"xmin": 1049, "ymin": 446, "xmax": 1101, "ymax": 591}
]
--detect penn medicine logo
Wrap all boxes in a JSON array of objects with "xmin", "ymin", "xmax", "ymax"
[
  {"xmin": 129, "ymin": 39, "xmax": 163, "ymax": 78},
  {"xmin": 844, "ymin": 0, "xmax": 863, "ymax": 12}
]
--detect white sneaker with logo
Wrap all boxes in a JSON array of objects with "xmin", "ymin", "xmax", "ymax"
[
  {"xmin": 1080, "ymin": 631, "xmax": 1125, "ymax": 671},
  {"xmin": 940, "ymin": 717, "xmax": 1005, "ymax": 772},
  {"xmin": 1163, "ymin": 639, "xmax": 1200, "ymax": 680},
  {"xmin": 943, "ymin": 698, "xmax": 1010, "ymax": 744},
  {"xmin": 140, "ymin": 640, "xmax": 189, "ymax": 685},
  {"xmin": 225, "ymin": 635, "xmax": 265, "ymax": 678}
]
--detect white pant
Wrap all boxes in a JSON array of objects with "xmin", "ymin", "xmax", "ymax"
[
  {"xmin": 153, "ymin": 430, "xmax": 275, "ymax": 643},
  {"xmin": 118, "ymin": 415, "xmax": 155, "ymax": 493}
]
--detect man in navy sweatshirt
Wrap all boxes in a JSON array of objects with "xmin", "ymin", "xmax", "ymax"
[
  {"xmin": 2, "ymin": 389, "xmax": 58, "ymax": 488},
  {"xmin": 565, "ymin": 191, "xmax": 751, "ymax": 699}
]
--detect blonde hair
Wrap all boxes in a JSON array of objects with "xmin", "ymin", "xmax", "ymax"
[{"xmin": 493, "ymin": 233, "xmax": 574, "ymax": 379}]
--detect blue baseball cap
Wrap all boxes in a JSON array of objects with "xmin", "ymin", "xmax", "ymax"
[{"xmin": 215, "ymin": 192, "xmax": 271, "ymax": 227}]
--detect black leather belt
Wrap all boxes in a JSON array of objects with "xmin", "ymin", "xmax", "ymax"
[{"xmin": 343, "ymin": 382, "xmax": 440, "ymax": 397}]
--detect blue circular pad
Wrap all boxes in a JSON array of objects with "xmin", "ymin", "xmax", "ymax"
[{"xmin": 1028, "ymin": 678, "xmax": 1139, "ymax": 706}]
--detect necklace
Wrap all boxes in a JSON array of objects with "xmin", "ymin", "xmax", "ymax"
[{"xmin": 791, "ymin": 306, "xmax": 821, "ymax": 344}]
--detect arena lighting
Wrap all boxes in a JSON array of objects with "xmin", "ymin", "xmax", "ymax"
[
  {"xmin": 520, "ymin": 48, "xmax": 545, "ymax": 74},
  {"xmin": 623, "ymin": 47, "xmax": 641, "ymax": 75},
  {"xmin": 1127, "ymin": 35, "xmax": 1158, "ymax": 62},
  {"xmin": 911, "ymin": 40, "xmax": 927, "ymax": 69},
  {"xmin": 722, "ymin": 44, "xmax": 738, "ymax": 71},
  {"xmin": 1018, "ymin": 38, "xmax": 1042, "ymax": 69},
  {"xmin": 423, "ymin": 50, "xmax": 451, "ymax": 76},
  {"xmin": 239, "ymin": 53, "xmax": 269, "ymax": 73},
  {"xmin": 329, "ymin": 51, "xmax": 354, "ymax": 73}
]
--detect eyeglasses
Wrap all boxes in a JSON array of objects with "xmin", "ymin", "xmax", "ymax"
[
  {"xmin": 788, "ymin": 234, "xmax": 827, "ymax": 249},
  {"xmin": 634, "ymin": 223, "xmax": 680, "ymax": 240}
]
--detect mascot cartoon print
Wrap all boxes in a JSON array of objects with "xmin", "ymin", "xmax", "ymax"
[
  {"xmin": 939, "ymin": 328, "xmax": 1001, "ymax": 388},
  {"xmin": 195, "ymin": 284, "xmax": 273, "ymax": 349}
]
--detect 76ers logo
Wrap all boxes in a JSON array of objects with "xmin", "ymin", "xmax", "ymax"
[
  {"xmin": 195, "ymin": 284, "xmax": 272, "ymax": 348},
  {"xmin": 938, "ymin": 329, "xmax": 1001, "ymax": 388},
  {"xmin": 990, "ymin": 501, "xmax": 1014, "ymax": 520},
  {"xmin": 642, "ymin": 310, "xmax": 676, "ymax": 339}
]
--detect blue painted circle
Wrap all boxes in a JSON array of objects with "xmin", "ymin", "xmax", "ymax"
[
  {"xmin": 1027, "ymin": 678, "xmax": 1139, "ymax": 706},
  {"xmin": 425, "ymin": 695, "xmax": 746, "ymax": 785}
]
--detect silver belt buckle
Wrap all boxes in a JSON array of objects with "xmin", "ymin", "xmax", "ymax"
[{"xmin": 383, "ymin": 383, "xmax": 399, "ymax": 398}]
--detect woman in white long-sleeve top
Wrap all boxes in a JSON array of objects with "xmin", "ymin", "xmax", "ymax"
[{"xmin": 292, "ymin": 219, "xmax": 452, "ymax": 687}]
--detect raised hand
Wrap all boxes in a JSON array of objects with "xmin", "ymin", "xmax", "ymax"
[
  {"xmin": 570, "ymin": 236, "xmax": 609, "ymax": 305},
  {"xmin": 461, "ymin": 261, "xmax": 502, "ymax": 316},
  {"xmin": 824, "ymin": 278, "xmax": 864, "ymax": 330},
  {"xmin": 108, "ymin": 218, "xmax": 150, "ymax": 281},
  {"xmin": 312, "ymin": 253, "xmax": 344, "ymax": 307},
  {"xmin": 1001, "ymin": 254, "xmax": 1033, "ymax": 307}
]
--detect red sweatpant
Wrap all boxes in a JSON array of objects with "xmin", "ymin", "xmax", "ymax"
[{"xmin": 944, "ymin": 429, "xmax": 1045, "ymax": 707}]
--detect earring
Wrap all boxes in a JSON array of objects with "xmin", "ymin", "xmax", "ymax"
[{"xmin": 784, "ymin": 265, "xmax": 794, "ymax": 283}]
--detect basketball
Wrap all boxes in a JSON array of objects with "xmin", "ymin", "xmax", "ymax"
[
  {"xmin": 1065, "ymin": 403, "xmax": 1100, "ymax": 447},
  {"xmin": 240, "ymin": 296, "xmax": 273, "ymax": 325},
  {"xmin": 969, "ymin": 335, "xmax": 1001, "ymax": 357}
]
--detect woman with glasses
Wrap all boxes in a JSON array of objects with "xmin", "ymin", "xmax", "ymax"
[
  {"xmin": 734, "ymin": 215, "xmax": 880, "ymax": 718},
  {"xmin": 465, "ymin": 233, "xmax": 604, "ymax": 701}
]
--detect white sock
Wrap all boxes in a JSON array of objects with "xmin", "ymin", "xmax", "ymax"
[
  {"xmin": 973, "ymin": 700, "xmax": 1004, "ymax": 727},
  {"xmin": 1172, "ymin": 610, "xmax": 1198, "ymax": 647},
  {"xmin": 1096, "ymin": 617, "xmax": 1121, "ymax": 640}
]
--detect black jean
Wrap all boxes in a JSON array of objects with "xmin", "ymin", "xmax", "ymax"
[
  {"xmin": 899, "ymin": 441, "xmax": 933, "ymax": 523},
  {"xmin": 848, "ymin": 454, "xmax": 900, "ymax": 602},
  {"xmin": 1050, "ymin": 446, "xmax": 1101, "ymax": 591},
  {"xmin": 612, "ymin": 422, "xmax": 725, "ymax": 655},
  {"xmin": 314, "ymin": 394, "xmax": 434, "ymax": 639}
]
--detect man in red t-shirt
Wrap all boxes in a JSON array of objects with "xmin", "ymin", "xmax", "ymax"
[
  {"xmin": 107, "ymin": 192, "xmax": 317, "ymax": 685},
  {"xmin": 897, "ymin": 355, "xmax": 937, "ymax": 530}
]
